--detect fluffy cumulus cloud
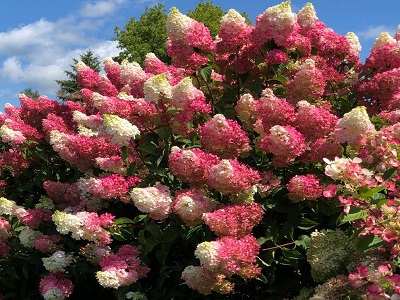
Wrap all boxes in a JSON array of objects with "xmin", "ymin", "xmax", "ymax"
[
  {"xmin": 0, "ymin": 0, "xmax": 134, "ymax": 107},
  {"xmin": 356, "ymin": 25, "xmax": 397, "ymax": 41}
]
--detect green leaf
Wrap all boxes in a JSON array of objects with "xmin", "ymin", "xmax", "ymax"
[
  {"xmin": 257, "ymin": 256, "xmax": 272, "ymax": 267},
  {"xmin": 121, "ymin": 146, "xmax": 129, "ymax": 162},
  {"xmin": 127, "ymin": 162, "xmax": 136, "ymax": 176},
  {"xmin": 146, "ymin": 222, "xmax": 162, "ymax": 239},
  {"xmin": 199, "ymin": 65, "xmax": 212, "ymax": 83},
  {"xmin": 256, "ymin": 273, "xmax": 269, "ymax": 284},
  {"xmin": 158, "ymin": 126, "xmax": 172, "ymax": 141},
  {"xmin": 297, "ymin": 218, "xmax": 318, "ymax": 230},
  {"xmin": 281, "ymin": 247, "xmax": 304, "ymax": 260},
  {"xmin": 339, "ymin": 206, "xmax": 368, "ymax": 224},
  {"xmin": 356, "ymin": 235, "xmax": 385, "ymax": 253},
  {"xmin": 295, "ymin": 235, "xmax": 311, "ymax": 250},
  {"xmin": 257, "ymin": 236, "xmax": 272, "ymax": 245},
  {"xmin": 282, "ymin": 222, "xmax": 294, "ymax": 240},
  {"xmin": 382, "ymin": 168, "xmax": 397, "ymax": 181},
  {"xmin": 114, "ymin": 217, "xmax": 135, "ymax": 225},
  {"xmin": 138, "ymin": 143, "xmax": 157, "ymax": 155},
  {"xmin": 358, "ymin": 186, "xmax": 386, "ymax": 199},
  {"xmin": 162, "ymin": 226, "xmax": 180, "ymax": 242}
]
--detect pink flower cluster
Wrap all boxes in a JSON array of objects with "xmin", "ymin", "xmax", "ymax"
[
  {"xmin": 78, "ymin": 174, "xmax": 141, "ymax": 203},
  {"xmin": 0, "ymin": 217, "xmax": 11, "ymax": 255},
  {"xmin": 200, "ymin": 114, "xmax": 250, "ymax": 158},
  {"xmin": 349, "ymin": 264, "xmax": 400, "ymax": 299},
  {"xmin": 34, "ymin": 235, "xmax": 63, "ymax": 253},
  {"xmin": 166, "ymin": 7, "xmax": 215, "ymax": 69},
  {"xmin": 260, "ymin": 125, "xmax": 307, "ymax": 167},
  {"xmin": 208, "ymin": 159, "xmax": 261, "ymax": 194},
  {"xmin": 286, "ymin": 174, "xmax": 323, "ymax": 202},
  {"xmin": 18, "ymin": 209, "xmax": 52, "ymax": 229},
  {"xmin": 96, "ymin": 245, "xmax": 150, "ymax": 289},
  {"xmin": 203, "ymin": 203, "xmax": 264, "ymax": 237},
  {"xmin": 168, "ymin": 147, "xmax": 220, "ymax": 185},
  {"xmin": 39, "ymin": 272, "xmax": 74, "ymax": 300},
  {"xmin": 171, "ymin": 188, "xmax": 218, "ymax": 226},
  {"xmin": 195, "ymin": 235, "xmax": 261, "ymax": 279}
]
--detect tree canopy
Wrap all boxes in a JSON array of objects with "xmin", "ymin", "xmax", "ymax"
[{"xmin": 113, "ymin": 1, "xmax": 251, "ymax": 65}]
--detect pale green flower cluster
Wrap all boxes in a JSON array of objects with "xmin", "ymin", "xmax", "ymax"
[
  {"xmin": 372, "ymin": 32, "xmax": 396, "ymax": 50},
  {"xmin": 166, "ymin": 7, "xmax": 193, "ymax": 41},
  {"xmin": 125, "ymin": 292, "xmax": 148, "ymax": 300},
  {"xmin": 19, "ymin": 228, "xmax": 42, "ymax": 248},
  {"xmin": 309, "ymin": 275, "xmax": 354, "ymax": 300},
  {"xmin": 0, "ymin": 197, "xmax": 18, "ymax": 215},
  {"xmin": 35, "ymin": 196, "xmax": 55, "ymax": 210},
  {"xmin": 101, "ymin": 114, "xmax": 140, "ymax": 146},
  {"xmin": 43, "ymin": 289, "xmax": 65, "ymax": 300},
  {"xmin": 143, "ymin": 73, "xmax": 172, "ymax": 103},
  {"xmin": 96, "ymin": 270, "xmax": 120, "ymax": 288},
  {"xmin": 334, "ymin": 106, "xmax": 376, "ymax": 147},
  {"xmin": 194, "ymin": 241, "xmax": 220, "ymax": 269},
  {"xmin": 52, "ymin": 211, "xmax": 82, "ymax": 237},
  {"xmin": 306, "ymin": 230, "xmax": 354, "ymax": 282},
  {"xmin": 42, "ymin": 251, "xmax": 73, "ymax": 272}
]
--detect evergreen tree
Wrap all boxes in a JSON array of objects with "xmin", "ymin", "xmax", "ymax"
[
  {"xmin": 21, "ymin": 88, "xmax": 40, "ymax": 100},
  {"xmin": 56, "ymin": 49, "xmax": 101, "ymax": 102}
]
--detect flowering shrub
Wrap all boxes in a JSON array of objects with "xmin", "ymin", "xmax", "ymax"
[{"xmin": 2, "ymin": 1, "xmax": 400, "ymax": 299}]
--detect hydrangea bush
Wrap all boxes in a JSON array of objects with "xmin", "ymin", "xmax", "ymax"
[{"xmin": 2, "ymin": 1, "xmax": 400, "ymax": 299}]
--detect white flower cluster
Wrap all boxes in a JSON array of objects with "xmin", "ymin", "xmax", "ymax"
[
  {"xmin": 258, "ymin": 1, "xmax": 295, "ymax": 32},
  {"xmin": 96, "ymin": 270, "xmax": 120, "ymax": 289},
  {"xmin": 334, "ymin": 106, "xmax": 376, "ymax": 147},
  {"xmin": 171, "ymin": 77, "xmax": 203, "ymax": 109},
  {"xmin": 0, "ymin": 197, "xmax": 19, "ymax": 215},
  {"xmin": 130, "ymin": 185, "xmax": 172, "ymax": 220},
  {"xmin": 194, "ymin": 241, "xmax": 220, "ymax": 269},
  {"xmin": 306, "ymin": 230, "xmax": 354, "ymax": 282},
  {"xmin": 42, "ymin": 251, "xmax": 73, "ymax": 272},
  {"xmin": 220, "ymin": 9, "xmax": 247, "ymax": 35},
  {"xmin": 166, "ymin": 7, "xmax": 194, "ymax": 42},
  {"xmin": 100, "ymin": 114, "xmax": 140, "ymax": 146},
  {"xmin": 120, "ymin": 60, "xmax": 147, "ymax": 86},
  {"xmin": 43, "ymin": 289, "xmax": 65, "ymax": 300},
  {"xmin": 0, "ymin": 125, "xmax": 26, "ymax": 145},
  {"xmin": 143, "ymin": 73, "xmax": 172, "ymax": 104},
  {"xmin": 346, "ymin": 32, "xmax": 362, "ymax": 55},
  {"xmin": 19, "ymin": 228, "xmax": 43, "ymax": 248},
  {"xmin": 297, "ymin": 3, "xmax": 317, "ymax": 28},
  {"xmin": 372, "ymin": 32, "xmax": 396, "ymax": 50}
]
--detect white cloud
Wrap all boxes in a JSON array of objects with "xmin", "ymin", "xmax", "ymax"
[
  {"xmin": 356, "ymin": 25, "xmax": 396, "ymax": 41},
  {"xmin": 79, "ymin": 0, "xmax": 128, "ymax": 18},
  {"xmin": 0, "ymin": 40, "xmax": 120, "ymax": 96}
]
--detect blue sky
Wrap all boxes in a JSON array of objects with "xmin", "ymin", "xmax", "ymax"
[{"xmin": 0, "ymin": 0, "xmax": 399, "ymax": 109}]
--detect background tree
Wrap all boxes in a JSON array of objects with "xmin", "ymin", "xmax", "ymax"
[
  {"xmin": 186, "ymin": 1, "xmax": 224, "ymax": 38},
  {"xmin": 113, "ymin": 1, "xmax": 251, "ymax": 65},
  {"xmin": 113, "ymin": 4, "xmax": 169, "ymax": 65},
  {"xmin": 56, "ymin": 49, "xmax": 101, "ymax": 101},
  {"xmin": 21, "ymin": 88, "xmax": 40, "ymax": 100}
]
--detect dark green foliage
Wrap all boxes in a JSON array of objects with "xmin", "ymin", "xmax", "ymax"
[{"xmin": 56, "ymin": 49, "xmax": 101, "ymax": 101}]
